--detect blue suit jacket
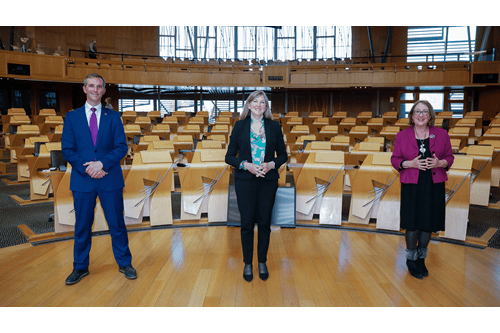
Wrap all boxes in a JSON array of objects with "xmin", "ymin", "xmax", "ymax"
[
  {"xmin": 225, "ymin": 117, "xmax": 288, "ymax": 180},
  {"xmin": 61, "ymin": 105, "xmax": 128, "ymax": 192}
]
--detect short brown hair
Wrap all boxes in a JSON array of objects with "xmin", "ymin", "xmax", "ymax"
[
  {"xmin": 84, "ymin": 73, "xmax": 106, "ymax": 88},
  {"xmin": 408, "ymin": 100, "xmax": 436, "ymax": 126}
]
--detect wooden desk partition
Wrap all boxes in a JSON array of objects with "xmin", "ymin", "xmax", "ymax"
[
  {"xmin": 317, "ymin": 125, "xmax": 338, "ymax": 141},
  {"xmin": 147, "ymin": 124, "xmax": 171, "ymax": 139},
  {"xmin": 39, "ymin": 116, "xmax": 64, "ymax": 135},
  {"xmin": 394, "ymin": 118, "xmax": 410, "ymax": 130},
  {"xmin": 338, "ymin": 117, "xmax": 356, "ymax": 135},
  {"xmin": 480, "ymin": 140, "xmax": 500, "ymax": 187},
  {"xmin": 377, "ymin": 126, "xmax": 400, "ymax": 152},
  {"xmin": 330, "ymin": 135, "xmax": 351, "ymax": 152},
  {"xmin": 52, "ymin": 164, "xmax": 109, "ymax": 234},
  {"xmin": 28, "ymin": 142, "xmax": 61, "ymax": 201},
  {"xmin": 448, "ymin": 127, "xmax": 471, "ymax": 150},
  {"xmin": 466, "ymin": 145, "xmax": 494, "ymax": 206},
  {"xmin": 450, "ymin": 138, "xmax": 462, "ymax": 153},
  {"xmin": 49, "ymin": 124, "xmax": 63, "ymax": 142},
  {"xmin": 480, "ymin": 127, "xmax": 500, "ymax": 141},
  {"xmin": 310, "ymin": 117, "xmax": 329, "ymax": 134},
  {"xmin": 348, "ymin": 152, "xmax": 401, "ymax": 231},
  {"xmin": 489, "ymin": 119, "xmax": 500, "ymax": 127},
  {"xmin": 123, "ymin": 150, "xmax": 174, "ymax": 226},
  {"xmin": 16, "ymin": 136, "xmax": 50, "ymax": 182},
  {"xmin": 382, "ymin": 111, "xmax": 398, "ymax": 126},
  {"xmin": 344, "ymin": 142, "xmax": 380, "ymax": 189},
  {"xmin": 133, "ymin": 116, "xmax": 153, "ymax": 131},
  {"xmin": 209, "ymin": 124, "xmax": 230, "ymax": 143},
  {"xmin": 121, "ymin": 111, "xmax": 137, "ymax": 125},
  {"xmin": 6, "ymin": 125, "xmax": 40, "ymax": 163},
  {"xmin": 366, "ymin": 118, "xmax": 384, "ymax": 136},
  {"xmin": 363, "ymin": 136, "xmax": 385, "ymax": 151},
  {"xmin": 347, "ymin": 125, "xmax": 369, "ymax": 145},
  {"xmin": 356, "ymin": 112, "xmax": 373, "ymax": 126},
  {"xmin": 330, "ymin": 112, "xmax": 347, "ymax": 125},
  {"xmin": 178, "ymin": 149, "xmax": 230, "ymax": 222},
  {"xmin": 124, "ymin": 124, "xmax": 142, "ymax": 142},
  {"xmin": 293, "ymin": 150, "xmax": 344, "ymax": 225},
  {"xmin": 173, "ymin": 135, "xmax": 194, "ymax": 158},
  {"xmin": 2, "ymin": 115, "xmax": 30, "ymax": 134},
  {"xmin": 441, "ymin": 155, "xmax": 473, "ymax": 241}
]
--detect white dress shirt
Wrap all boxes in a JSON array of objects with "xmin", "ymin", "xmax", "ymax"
[{"xmin": 85, "ymin": 102, "xmax": 102, "ymax": 129}]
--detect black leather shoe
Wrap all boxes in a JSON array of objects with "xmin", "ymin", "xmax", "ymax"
[
  {"xmin": 258, "ymin": 262, "xmax": 269, "ymax": 281},
  {"xmin": 65, "ymin": 268, "xmax": 89, "ymax": 285},
  {"xmin": 119, "ymin": 264, "xmax": 137, "ymax": 280},
  {"xmin": 243, "ymin": 264, "xmax": 253, "ymax": 282},
  {"xmin": 416, "ymin": 258, "xmax": 429, "ymax": 277},
  {"xmin": 406, "ymin": 259, "xmax": 423, "ymax": 279}
]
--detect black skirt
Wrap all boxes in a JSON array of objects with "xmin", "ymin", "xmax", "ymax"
[{"xmin": 400, "ymin": 138, "xmax": 446, "ymax": 233}]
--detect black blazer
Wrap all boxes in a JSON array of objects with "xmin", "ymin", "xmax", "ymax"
[{"xmin": 225, "ymin": 117, "xmax": 288, "ymax": 180}]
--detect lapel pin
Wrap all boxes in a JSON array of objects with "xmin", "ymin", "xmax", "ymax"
[{"xmin": 430, "ymin": 134, "xmax": 435, "ymax": 138}]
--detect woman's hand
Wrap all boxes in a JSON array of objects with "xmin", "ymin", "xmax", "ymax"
[
  {"xmin": 244, "ymin": 162, "xmax": 261, "ymax": 176},
  {"xmin": 257, "ymin": 162, "xmax": 275, "ymax": 177},
  {"xmin": 425, "ymin": 153, "xmax": 445, "ymax": 169},
  {"xmin": 406, "ymin": 155, "xmax": 427, "ymax": 171},
  {"xmin": 245, "ymin": 161, "xmax": 275, "ymax": 178}
]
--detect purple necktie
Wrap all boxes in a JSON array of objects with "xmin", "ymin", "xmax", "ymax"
[{"xmin": 90, "ymin": 107, "xmax": 98, "ymax": 146}]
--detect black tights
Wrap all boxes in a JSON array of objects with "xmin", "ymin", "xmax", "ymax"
[{"xmin": 405, "ymin": 229, "xmax": 432, "ymax": 251}]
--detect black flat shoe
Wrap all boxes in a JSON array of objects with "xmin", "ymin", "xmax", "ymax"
[
  {"xmin": 416, "ymin": 258, "xmax": 428, "ymax": 277},
  {"xmin": 258, "ymin": 262, "xmax": 269, "ymax": 281},
  {"xmin": 65, "ymin": 268, "xmax": 89, "ymax": 285},
  {"xmin": 119, "ymin": 264, "xmax": 137, "ymax": 280},
  {"xmin": 406, "ymin": 259, "xmax": 423, "ymax": 279},
  {"xmin": 243, "ymin": 264, "xmax": 253, "ymax": 282}
]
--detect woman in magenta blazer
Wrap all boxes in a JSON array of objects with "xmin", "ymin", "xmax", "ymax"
[{"xmin": 391, "ymin": 100, "xmax": 454, "ymax": 279}]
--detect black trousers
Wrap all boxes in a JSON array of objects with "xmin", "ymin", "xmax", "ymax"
[{"xmin": 235, "ymin": 177, "xmax": 278, "ymax": 264}]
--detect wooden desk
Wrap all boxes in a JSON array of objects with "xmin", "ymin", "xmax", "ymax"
[
  {"xmin": 348, "ymin": 153, "xmax": 400, "ymax": 231},
  {"xmin": 123, "ymin": 150, "xmax": 174, "ymax": 226},
  {"xmin": 441, "ymin": 155, "xmax": 473, "ymax": 241},
  {"xmin": 178, "ymin": 149, "xmax": 230, "ymax": 222},
  {"xmin": 293, "ymin": 150, "xmax": 344, "ymax": 225}
]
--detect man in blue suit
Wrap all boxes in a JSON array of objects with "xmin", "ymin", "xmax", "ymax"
[{"xmin": 61, "ymin": 73, "xmax": 136, "ymax": 285}]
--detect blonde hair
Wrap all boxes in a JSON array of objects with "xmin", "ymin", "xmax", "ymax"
[
  {"xmin": 408, "ymin": 100, "xmax": 436, "ymax": 126},
  {"xmin": 240, "ymin": 90, "xmax": 273, "ymax": 120}
]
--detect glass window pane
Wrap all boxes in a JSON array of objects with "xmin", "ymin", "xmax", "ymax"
[
  {"xmin": 419, "ymin": 93, "xmax": 444, "ymax": 112},
  {"xmin": 449, "ymin": 92, "xmax": 464, "ymax": 100},
  {"xmin": 120, "ymin": 99, "xmax": 134, "ymax": 112},
  {"xmin": 134, "ymin": 100, "xmax": 155, "ymax": 112},
  {"xmin": 401, "ymin": 93, "xmax": 416, "ymax": 101}
]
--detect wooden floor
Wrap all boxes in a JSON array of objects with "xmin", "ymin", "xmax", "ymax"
[{"xmin": 1, "ymin": 225, "xmax": 500, "ymax": 307}]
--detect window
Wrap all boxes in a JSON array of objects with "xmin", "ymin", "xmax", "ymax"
[
  {"xmin": 40, "ymin": 91, "xmax": 57, "ymax": 109},
  {"xmin": 399, "ymin": 90, "xmax": 465, "ymax": 118},
  {"xmin": 407, "ymin": 26, "xmax": 476, "ymax": 62},
  {"xmin": 13, "ymin": 89, "xmax": 31, "ymax": 115},
  {"xmin": 159, "ymin": 26, "xmax": 352, "ymax": 62}
]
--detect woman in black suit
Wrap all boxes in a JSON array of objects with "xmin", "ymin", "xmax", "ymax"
[{"xmin": 225, "ymin": 90, "xmax": 288, "ymax": 282}]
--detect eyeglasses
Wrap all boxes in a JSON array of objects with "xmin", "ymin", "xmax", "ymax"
[{"xmin": 414, "ymin": 110, "xmax": 429, "ymax": 115}]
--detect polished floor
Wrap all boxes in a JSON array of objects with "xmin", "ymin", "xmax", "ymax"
[{"xmin": 1, "ymin": 225, "xmax": 500, "ymax": 307}]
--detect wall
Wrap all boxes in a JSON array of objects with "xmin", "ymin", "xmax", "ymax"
[
  {"xmin": 1, "ymin": 26, "xmax": 159, "ymax": 58},
  {"xmin": 351, "ymin": 26, "xmax": 407, "ymax": 63}
]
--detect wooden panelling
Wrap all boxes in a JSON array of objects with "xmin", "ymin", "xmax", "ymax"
[{"xmin": 1, "ymin": 50, "xmax": 499, "ymax": 89}]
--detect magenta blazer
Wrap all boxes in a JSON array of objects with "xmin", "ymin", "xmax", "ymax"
[{"xmin": 391, "ymin": 126, "xmax": 454, "ymax": 184}]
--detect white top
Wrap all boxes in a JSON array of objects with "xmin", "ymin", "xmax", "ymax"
[{"xmin": 85, "ymin": 102, "xmax": 102, "ymax": 128}]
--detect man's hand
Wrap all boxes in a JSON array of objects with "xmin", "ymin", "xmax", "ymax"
[{"xmin": 84, "ymin": 161, "xmax": 106, "ymax": 179}]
